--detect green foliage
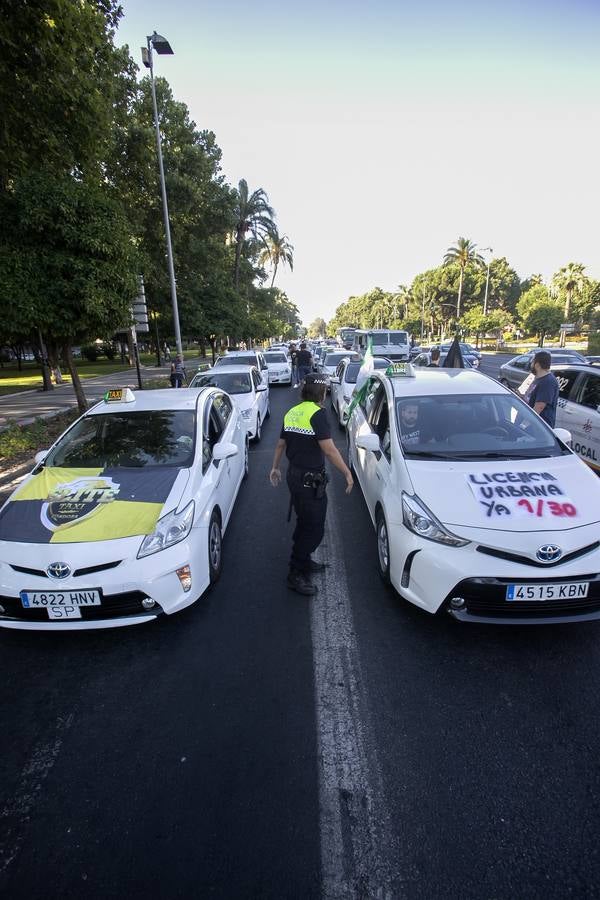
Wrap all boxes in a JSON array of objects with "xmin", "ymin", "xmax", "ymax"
[
  {"xmin": 0, "ymin": 409, "xmax": 79, "ymax": 462},
  {"xmin": 516, "ymin": 287, "xmax": 563, "ymax": 341},
  {"xmin": 81, "ymin": 346, "xmax": 100, "ymax": 362},
  {"xmin": 308, "ymin": 318, "xmax": 327, "ymax": 338}
]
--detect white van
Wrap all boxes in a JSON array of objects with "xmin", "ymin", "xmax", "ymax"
[{"xmin": 352, "ymin": 329, "xmax": 410, "ymax": 362}]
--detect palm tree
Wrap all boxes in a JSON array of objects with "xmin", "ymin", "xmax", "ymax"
[
  {"xmin": 232, "ymin": 179, "xmax": 277, "ymax": 290},
  {"xmin": 550, "ymin": 262, "xmax": 587, "ymax": 320},
  {"xmin": 258, "ymin": 232, "xmax": 294, "ymax": 287},
  {"xmin": 443, "ymin": 237, "xmax": 485, "ymax": 320}
]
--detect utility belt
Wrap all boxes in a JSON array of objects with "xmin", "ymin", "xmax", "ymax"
[{"xmin": 287, "ymin": 465, "xmax": 329, "ymax": 520}]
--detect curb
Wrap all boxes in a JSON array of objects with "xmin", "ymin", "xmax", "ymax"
[{"xmin": 0, "ymin": 459, "xmax": 35, "ymax": 490}]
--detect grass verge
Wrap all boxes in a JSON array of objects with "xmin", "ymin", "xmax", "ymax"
[{"xmin": 0, "ymin": 409, "xmax": 80, "ymax": 467}]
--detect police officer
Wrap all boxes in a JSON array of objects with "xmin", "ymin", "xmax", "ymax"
[{"xmin": 269, "ymin": 373, "xmax": 354, "ymax": 595}]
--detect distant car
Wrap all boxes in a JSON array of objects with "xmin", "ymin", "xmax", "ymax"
[
  {"xmin": 412, "ymin": 350, "xmax": 474, "ymax": 368},
  {"xmin": 330, "ymin": 357, "xmax": 391, "ymax": 428},
  {"xmin": 214, "ymin": 350, "xmax": 269, "ymax": 386},
  {"xmin": 190, "ymin": 365, "xmax": 270, "ymax": 442},
  {"xmin": 438, "ymin": 343, "xmax": 481, "ymax": 367},
  {"xmin": 317, "ymin": 350, "xmax": 361, "ymax": 391},
  {"xmin": 585, "ymin": 356, "xmax": 600, "ymax": 367},
  {"xmin": 0, "ymin": 387, "xmax": 247, "ymax": 630},
  {"xmin": 346, "ymin": 365, "xmax": 600, "ymax": 624},
  {"xmin": 263, "ymin": 350, "xmax": 292, "ymax": 385},
  {"xmin": 499, "ymin": 349, "xmax": 587, "ymax": 390},
  {"xmin": 552, "ymin": 364, "xmax": 600, "ymax": 473}
]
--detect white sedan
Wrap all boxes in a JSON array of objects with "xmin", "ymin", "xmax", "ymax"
[
  {"xmin": 263, "ymin": 350, "xmax": 292, "ymax": 385},
  {"xmin": 330, "ymin": 356, "xmax": 391, "ymax": 429},
  {"xmin": 190, "ymin": 365, "xmax": 270, "ymax": 442},
  {"xmin": 346, "ymin": 364, "xmax": 600, "ymax": 623},
  {"xmin": 0, "ymin": 387, "xmax": 248, "ymax": 630}
]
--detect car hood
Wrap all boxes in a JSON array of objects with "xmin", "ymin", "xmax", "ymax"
[
  {"xmin": 0, "ymin": 465, "xmax": 190, "ymax": 544},
  {"xmin": 405, "ymin": 455, "xmax": 600, "ymax": 532}
]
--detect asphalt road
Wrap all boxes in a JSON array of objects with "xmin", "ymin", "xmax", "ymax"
[{"xmin": 2, "ymin": 369, "xmax": 600, "ymax": 898}]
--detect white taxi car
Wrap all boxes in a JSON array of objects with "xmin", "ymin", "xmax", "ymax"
[
  {"xmin": 263, "ymin": 350, "xmax": 292, "ymax": 385},
  {"xmin": 0, "ymin": 387, "xmax": 248, "ymax": 630},
  {"xmin": 189, "ymin": 365, "xmax": 269, "ymax": 442},
  {"xmin": 552, "ymin": 364, "xmax": 600, "ymax": 474},
  {"xmin": 346, "ymin": 364, "xmax": 600, "ymax": 623},
  {"xmin": 330, "ymin": 356, "xmax": 391, "ymax": 429}
]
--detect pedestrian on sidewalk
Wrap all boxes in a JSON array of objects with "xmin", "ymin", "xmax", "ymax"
[{"xmin": 170, "ymin": 355, "xmax": 186, "ymax": 388}]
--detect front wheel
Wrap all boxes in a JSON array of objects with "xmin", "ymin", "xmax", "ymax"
[
  {"xmin": 253, "ymin": 416, "xmax": 262, "ymax": 443},
  {"xmin": 265, "ymin": 400, "xmax": 271, "ymax": 419},
  {"xmin": 242, "ymin": 439, "xmax": 249, "ymax": 480},
  {"xmin": 376, "ymin": 510, "xmax": 391, "ymax": 585},
  {"xmin": 208, "ymin": 511, "xmax": 223, "ymax": 585}
]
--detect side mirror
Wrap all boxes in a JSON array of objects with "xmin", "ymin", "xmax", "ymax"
[
  {"xmin": 213, "ymin": 441, "xmax": 239, "ymax": 461},
  {"xmin": 553, "ymin": 427, "xmax": 572, "ymax": 446},
  {"xmin": 34, "ymin": 450, "xmax": 49, "ymax": 465},
  {"xmin": 355, "ymin": 433, "xmax": 381, "ymax": 453},
  {"xmin": 256, "ymin": 383, "xmax": 268, "ymax": 392}
]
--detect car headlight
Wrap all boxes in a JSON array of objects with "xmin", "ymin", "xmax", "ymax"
[
  {"xmin": 137, "ymin": 501, "xmax": 195, "ymax": 558},
  {"xmin": 401, "ymin": 493, "xmax": 469, "ymax": 547}
]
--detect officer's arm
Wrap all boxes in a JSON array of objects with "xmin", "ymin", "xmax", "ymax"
[
  {"xmin": 318, "ymin": 439, "xmax": 354, "ymax": 494},
  {"xmin": 270, "ymin": 438, "xmax": 286, "ymax": 486}
]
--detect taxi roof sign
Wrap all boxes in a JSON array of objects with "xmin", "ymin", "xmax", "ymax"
[
  {"xmin": 385, "ymin": 362, "xmax": 415, "ymax": 377},
  {"xmin": 104, "ymin": 388, "xmax": 136, "ymax": 403}
]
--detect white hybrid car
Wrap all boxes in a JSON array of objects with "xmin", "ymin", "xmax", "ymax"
[
  {"xmin": 0, "ymin": 387, "xmax": 248, "ymax": 630},
  {"xmin": 346, "ymin": 364, "xmax": 600, "ymax": 624},
  {"xmin": 190, "ymin": 365, "xmax": 270, "ymax": 442},
  {"xmin": 263, "ymin": 350, "xmax": 292, "ymax": 385},
  {"xmin": 330, "ymin": 356, "xmax": 391, "ymax": 428}
]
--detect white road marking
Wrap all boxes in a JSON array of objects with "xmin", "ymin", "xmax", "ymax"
[
  {"xmin": 311, "ymin": 498, "xmax": 404, "ymax": 898},
  {"xmin": 0, "ymin": 713, "xmax": 74, "ymax": 877}
]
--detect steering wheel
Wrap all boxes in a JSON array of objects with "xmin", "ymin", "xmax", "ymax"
[{"xmin": 482, "ymin": 426, "xmax": 511, "ymax": 438}]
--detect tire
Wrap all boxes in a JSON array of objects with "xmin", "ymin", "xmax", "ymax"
[
  {"xmin": 376, "ymin": 509, "xmax": 391, "ymax": 585},
  {"xmin": 208, "ymin": 511, "xmax": 222, "ymax": 585},
  {"xmin": 242, "ymin": 439, "xmax": 249, "ymax": 480},
  {"xmin": 253, "ymin": 415, "xmax": 262, "ymax": 443},
  {"xmin": 265, "ymin": 400, "xmax": 271, "ymax": 419}
]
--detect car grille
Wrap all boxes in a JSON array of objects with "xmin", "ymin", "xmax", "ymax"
[
  {"xmin": 476, "ymin": 542, "xmax": 600, "ymax": 568},
  {"xmin": 444, "ymin": 574, "xmax": 600, "ymax": 620},
  {"xmin": 9, "ymin": 561, "xmax": 123, "ymax": 579},
  {"xmin": 0, "ymin": 591, "xmax": 162, "ymax": 622}
]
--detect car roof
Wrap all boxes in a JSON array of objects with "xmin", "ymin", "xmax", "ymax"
[
  {"xmin": 375, "ymin": 367, "xmax": 503, "ymax": 398},
  {"xmin": 550, "ymin": 363, "xmax": 600, "ymax": 373},
  {"xmin": 193, "ymin": 365, "xmax": 256, "ymax": 376},
  {"xmin": 87, "ymin": 388, "xmax": 206, "ymax": 416},
  {"xmin": 218, "ymin": 349, "xmax": 260, "ymax": 356}
]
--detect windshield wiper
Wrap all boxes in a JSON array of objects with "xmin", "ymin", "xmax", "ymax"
[
  {"xmin": 403, "ymin": 450, "xmax": 457, "ymax": 459},
  {"xmin": 447, "ymin": 450, "xmax": 557, "ymax": 460}
]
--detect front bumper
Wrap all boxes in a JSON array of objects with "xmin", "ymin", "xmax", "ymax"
[
  {"xmin": 0, "ymin": 531, "xmax": 211, "ymax": 630},
  {"xmin": 387, "ymin": 522, "xmax": 600, "ymax": 624}
]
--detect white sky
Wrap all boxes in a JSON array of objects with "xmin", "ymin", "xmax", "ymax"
[{"xmin": 117, "ymin": 0, "xmax": 600, "ymax": 325}]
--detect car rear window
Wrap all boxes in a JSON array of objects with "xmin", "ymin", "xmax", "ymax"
[
  {"xmin": 45, "ymin": 410, "xmax": 197, "ymax": 468},
  {"xmin": 190, "ymin": 372, "xmax": 252, "ymax": 394},
  {"xmin": 265, "ymin": 353, "xmax": 287, "ymax": 363},
  {"xmin": 215, "ymin": 355, "xmax": 256, "ymax": 367}
]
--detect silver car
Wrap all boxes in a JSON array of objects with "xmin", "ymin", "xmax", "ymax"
[{"xmin": 499, "ymin": 349, "xmax": 587, "ymax": 390}]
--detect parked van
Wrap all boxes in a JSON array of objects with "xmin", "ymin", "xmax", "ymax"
[{"xmin": 352, "ymin": 329, "xmax": 410, "ymax": 362}]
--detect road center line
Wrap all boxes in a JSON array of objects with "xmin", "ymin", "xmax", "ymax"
[{"xmin": 311, "ymin": 497, "xmax": 403, "ymax": 899}]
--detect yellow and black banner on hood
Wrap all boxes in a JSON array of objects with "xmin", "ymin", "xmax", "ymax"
[{"xmin": 0, "ymin": 467, "xmax": 181, "ymax": 544}]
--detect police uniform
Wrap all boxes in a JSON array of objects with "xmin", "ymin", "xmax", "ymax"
[{"xmin": 281, "ymin": 400, "xmax": 330, "ymax": 577}]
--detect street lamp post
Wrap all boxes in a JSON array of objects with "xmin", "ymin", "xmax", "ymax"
[
  {"xmin": 482, "ymin": 247, "xmax": 493, "ymax": 317},
  {"xmin": 142, "ymin": 32, "xmax": 183, "ymax": 358}
]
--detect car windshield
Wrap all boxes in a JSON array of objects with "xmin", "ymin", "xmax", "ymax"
[
  {"xmin": 45, "ymin": 410, "xmax": 197, "ymax": 468},
  {"xmin": 549, "ymin": 354, "xmax": 586, "ymax": 365},
  {"xmin": 396, "ymin": 393, "xmax": 567, "ymax": 460},
  {"xmin": 324, "ymin": 353, "xmax": 352, "ymax": 367},
  {"xmin": 265, "ymin": 353, "xmax": 287, "ymax": 363},
  {"xmin": 387, "ymin": 333, "xmax": 408, "ymax": 345},
  {"xmin": 191, "ymin": 372, "xmax": 252, "ymax": 394},
  {"xmin": 215, "ymin": 354, "xmax": 256, "ymax": 367}
]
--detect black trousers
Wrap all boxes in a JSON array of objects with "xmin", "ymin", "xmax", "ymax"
[{"xmin": 287, "ymin": 469, "xmax": 328, "ymax": 575}]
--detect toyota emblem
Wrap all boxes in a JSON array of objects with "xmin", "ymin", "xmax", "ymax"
[
  {"xmin": 536, "ymin": 545, "xmax": 562, "ymax": 563},
  {"xmin": 47, "ymin": 562, "xmax": 71, "ymax": 579}
]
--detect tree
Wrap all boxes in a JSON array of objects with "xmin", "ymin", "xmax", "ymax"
[
  {"xmin": 550, "ymin": 263, "xmax": 588, "ymax": 320},
  {"xmin": 0, "ymin": 172, "xmax": 138, "ymax": 411},
  {"xmin": 308, "ymin": 317, "xmax": 327, "ymax": 338},
  {"xmin": 485, "ymin": 257, "xmax": 521, "ymax": 314},
  {"xmin": 232, "ymin": 179, "xmax": 277, "ymax": 291},
  {"xmin": 258, "ymin": 232, "xmax": 294, "ymax": 287},
  {"xmin": 443, "ymin": 237, "xmax": 485, "ymax": 319},
  {"xmin": 517, "ymin": 287, "xmax": 563, "ymax": 346}
]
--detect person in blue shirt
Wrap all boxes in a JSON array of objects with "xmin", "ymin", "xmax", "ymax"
[{"xmin": 528, "ymin": 350, "xmax": 559, "ymax": 427}]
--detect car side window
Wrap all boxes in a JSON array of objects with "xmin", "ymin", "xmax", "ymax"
[
  {"xmin": 554, "ymin": 369, "xmax": 580, "ymax": 400},
  {"xmin": 213, "ymin": 391, "xmax": 233, "ymax": 425},
  {"xmin": 577, "ymin": 374, "xmax": 600, "ymax": 411},
  {"xmin": 259, "ymin": 354, "xmax": 268, "ymax": 371},
  {"xmin": 251, "ymin": 368, "xmax": 261, "ymax": 390},
  {"xmin": 512, "ymin": 355, "xmax": 530, "ymax": 370},
  {"xmin": 361, "ymin": 379, "xmax": 384, "ymax": 419},
  {"xmin": 371, "ymin": 396, "xmax": 391, "ymax": 462},
  {"xmin": 202, "ymin": 402, "xmax": 225, "ymax": 473}
]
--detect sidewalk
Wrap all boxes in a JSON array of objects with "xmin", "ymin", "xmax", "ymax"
[{"xmin": 0, "ymin": 358, "xmax": 205, "ymax": 427}]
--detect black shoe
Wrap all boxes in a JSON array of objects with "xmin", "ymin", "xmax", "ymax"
[
  {"xmin": 287, "ymin": 572, "xmax": 317, "ymax": 596},
  {"xmin": 308, "ymin": 559, "xmax": 328, "ymax": 572}
]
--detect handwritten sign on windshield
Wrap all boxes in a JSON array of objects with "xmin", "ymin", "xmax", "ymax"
[{"xmin": 467, "ymin": 471, "xmax": 578, "ymax": 520}]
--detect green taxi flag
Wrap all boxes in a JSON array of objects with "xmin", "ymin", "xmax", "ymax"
[{"xmin": 346, "ymin": 336, "xmax": 374, "ymax": 423}]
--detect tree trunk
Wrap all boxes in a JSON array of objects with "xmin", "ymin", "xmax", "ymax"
[
  {"xmin": 564, "ymin": 289, "xmax": 571, "ymax": 321},
  {"xmin": 209, "ymin": 337, "xmax": 216, "ymax": 364},
  {"xmin": 63, "ymin": 345, "xmax": 88, "ymax": 413},
  {"xmin": 234, "ymin": 228, "xmax": 244, "ymax": 289},
  {"xmin": 457, "ymin": 267, "xmax": 465, "ymax": 319},
  {"xmin": 37, "ymin": 332, "xmax": 53, "ymax": 391},
  {"xmin": 270, "ymin": 262, "xmax": 278, "ymax": 289}
]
